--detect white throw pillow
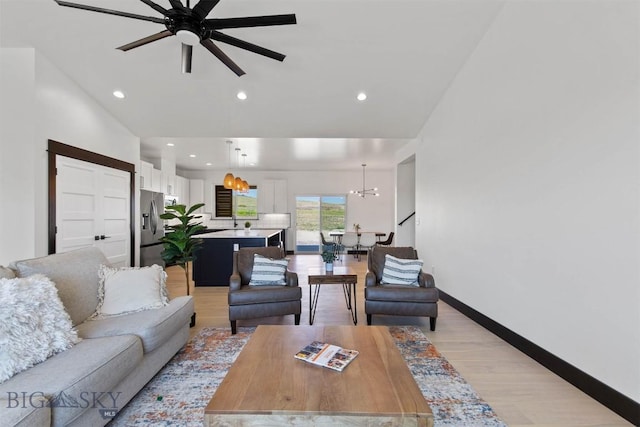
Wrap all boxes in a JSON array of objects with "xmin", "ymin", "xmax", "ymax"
[
  {"xmin": 94, "ymin": 264, "xmax": 169, "ymax": 318},
  {"xmin": 249, "ymin": 254, "xmax": 288, "ymax": 286},
  {"xmin": 381, "ymin": 254, "xmax": 423, "ymax": 286},
  {"xmin": 0, "ymin": 274, "xmax": 80, "ymax": 383}
]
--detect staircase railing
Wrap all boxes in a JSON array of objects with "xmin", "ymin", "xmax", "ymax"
[{"xmin": 398, "ymin": 211, "xmax": 415, "ymax": 226}]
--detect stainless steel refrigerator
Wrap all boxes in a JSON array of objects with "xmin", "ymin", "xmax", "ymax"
[{"xmin": 140, "ymin": 190, "xmax": 165, "ymax": 267}]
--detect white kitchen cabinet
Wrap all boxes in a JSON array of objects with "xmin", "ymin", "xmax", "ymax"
[
  {"xmin": 175, "ymin": 176, "xmax": 190, "ymax": 206},
  {"xmin": 258, "ymin": 179, "xmax": 287, "ymax": 213},
  {"xmin": 139, "ymin": 161, "xmax": 153, "ymax": 190},
  {"xmin": 151, "ymin": 168, "xmax": 162, "ymax": 193},
  {"xmin": 189, "ymin": 179, "xmax": 204, "ymax": 213},
  {"xmin": 162, "ymin": 171, "xmax": 176, "ymax": 196}
]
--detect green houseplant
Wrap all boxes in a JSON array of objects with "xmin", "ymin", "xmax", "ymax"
[
  {"xmin": 321, "ymin": 244, "xmax": 338, "ymax": 271},
  {"xmin": 244, "ymin": 221, "xmax": 251, "ymax": 229},
  {"xmin": 159, "ymin": 203, "xmax": 206, "ymax": 297}
]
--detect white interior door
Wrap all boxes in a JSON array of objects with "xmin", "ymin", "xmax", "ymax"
[{"xmin": 56, "ymin": 156, "xmax": 130, "ymax": 266}]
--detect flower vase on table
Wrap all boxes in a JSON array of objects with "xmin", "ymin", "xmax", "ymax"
[{"xmin": 325, "ymin": 262, "xmax": 334, "ymax": 272}]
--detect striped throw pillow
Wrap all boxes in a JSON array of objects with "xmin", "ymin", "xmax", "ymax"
[
  {"xmin": 380, "ymin": 254, "xmax": 423, "ymax": 286},
  {"xmin": 249, "ymin": 254, "xmax": 288, "ymax": 286}
]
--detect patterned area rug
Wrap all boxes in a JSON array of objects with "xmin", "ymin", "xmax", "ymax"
[{"xmin": 109, "ymin": 326, "xmax": 506, "ymax": 426}]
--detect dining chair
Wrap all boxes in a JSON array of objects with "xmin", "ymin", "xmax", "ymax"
[
  {"xmin": 320, "ymin": 232, "xmax": 342, "ymax": 261},
  {"xmin": 358, "ymin": 232, "xmax": 378, "ymax": 260},
  {"xmin": 376, "ymin": 231, "xmax": 395, "ymax": 246},
  {"xmin": 340, "ymin": 232, "xmax": 360, "ymax": 260}
]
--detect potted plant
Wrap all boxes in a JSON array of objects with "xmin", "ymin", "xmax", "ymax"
[
  {"xmin": 321, "ymin": 244, "xmax": 337, "ymax": 271},
  {"xmin": 160, "ymin": 203, "xmax": 205, "ymax": 327},
  {"xmin": 244, "ymin": 221, "xmax": 251, "ymax": 230}
]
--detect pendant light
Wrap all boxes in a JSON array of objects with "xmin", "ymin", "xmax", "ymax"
[
  {"xmin": 232, "ymin": 147, "xmax": 250, "ymax": 193},
  {"xmin": 223, "ymin": 140, "xmax": 235, "ymax": 189},
  {"xmin": 349, "ymin": 163, "xmax": 379, "ymax": 198},
  {"xmin": 240, "ymin": 154, "xmax": 250, "ymax": 192}
]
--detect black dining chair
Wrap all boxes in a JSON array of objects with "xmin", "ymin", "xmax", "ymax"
[
  {"xmin": 320, "ymin": 232, "xmax": 342, "ymax": 261},
  {"xmin": 376, "ymin": 232, "xmax": 395, "ymax": 246}
]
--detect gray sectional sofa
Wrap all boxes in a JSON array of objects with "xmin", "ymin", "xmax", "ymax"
[{"xmin": 0, "ymin": 247, "xmax": 194, "ymax": 426}]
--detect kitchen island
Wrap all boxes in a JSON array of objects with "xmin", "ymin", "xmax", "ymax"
[{"xmin": 193, "ymin": 229, "xmax": 285, "ymax": 286}]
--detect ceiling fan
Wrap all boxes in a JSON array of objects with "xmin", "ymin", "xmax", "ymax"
[{"xmin": 53, "ymin": 0, "xmax": 296, "ymax": 76}]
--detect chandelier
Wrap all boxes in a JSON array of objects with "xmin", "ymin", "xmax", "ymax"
[
  {"xmin": 222, "ymin": 141, "xmax": 249, "ymax": 193},
  {"xmin": 350, "ymin": 163, "xmax": 379, "ymax": 198}
]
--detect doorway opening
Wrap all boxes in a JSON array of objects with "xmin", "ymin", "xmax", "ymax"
[{"xmin": 295, "ymin": 195, "xmax": 346, "ymax": 252}]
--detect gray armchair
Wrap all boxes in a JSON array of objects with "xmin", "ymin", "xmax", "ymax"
[
  {"xmin": 365, "ymin": 246, "xmax": 439, "ymax": 330},
  {"xmin": 229, "ymin": 247, "xmax": 301, "ymax": 334}
]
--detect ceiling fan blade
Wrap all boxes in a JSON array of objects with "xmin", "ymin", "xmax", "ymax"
[
  {"xmin": 138, "ymin": 0, "xmax": 167, "ymax": 15},
  {"xmin": 181, "ymin": 43, "xmax": 193, "ymax": 73},
  {"xmin": 209, "ymin": 31, "xmax": 285, "ymax": 61},
  {"xmin": 205, "ymin": 14, "xmax": 296, "ymax": 30},
  {"xmin": 54, "ymin": 1, "xmax": 164, "ymax": 24},
  {"xmin": 117, "ymin": 30, "xmax": 173, "ymax": 51},
  {"xmin": 192, "ymin": 0, "xmax": 221, "ymax": 20},
  {"xmin": 200, "ymin": 39, "xmax": 245, "ymax": 76},
  {"xmin": 168, "ymin": 0, "xmax": 186, "ymax": 11}
]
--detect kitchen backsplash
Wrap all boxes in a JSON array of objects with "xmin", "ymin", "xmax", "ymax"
[{"xmin": 186, "ymin": 212, "xmax": 291, "ymax": 230}]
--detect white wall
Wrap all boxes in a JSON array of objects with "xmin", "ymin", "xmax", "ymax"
[
  {"xmin": 415, "ymin": 0, "xmax": 639, "ymax": 401},
  {"xmin": 0, "ymin": 49, "xmax": 36, "ymax": 263},
  {"xmin": 396, "ymin": 157, "xmax": 415, "ymax": 247},
  {"xmin": 0, "ymin": 49, "xmax": 140, "ymax": 264},
  {"xmin": 180, "ymin": 169, "xmax": 395, "ymax": 250}
]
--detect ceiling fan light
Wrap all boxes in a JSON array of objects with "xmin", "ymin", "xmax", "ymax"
[
  {"xmin": 223, "ymin": 173, "xmax": 235, "ymax": 189},
  {"xmin": 176, "ymin": 29, "xmax": 200, "ymax": 46}
]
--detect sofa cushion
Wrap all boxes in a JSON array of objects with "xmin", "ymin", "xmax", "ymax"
[
  {"xmin": 0, "ymin": 266, "xmax": 15, "ymax": 279},
  {"xmin": 0, "ymin": 397, "xmax": 50, "ymax": 427},
  {"xmin": 0, "ymin": 335, "xmax": 142, "ymax": 427},
  {"xmin": 77, "ymin": 296, "xmax": 194, "ymax": 353},
  {"xmin": 381, "ymin": 254, "xmax": 423, "ymax": 286},
  {"xmin": 229, "ymin": 285, "xmax": 302, "ymax": 305},
  {"xmin": 94, "ymin": 264, "xmax": 169, "ymax": 318},
  {"xmin": 0, "ymin": 275, "xmax": 80, "ymax": 383},
  {"xmin": 12, "ymin": 247, "xmax": 109, "ymax": 326},
  {"xmin": 236, "ymin": 247, "xmax": 286, "ymax": 285},
  {"xmin": 249, "ymin": 254, "xmax": 288, "ymax": 286},
  {"xmin": 365, "ymin": 285, "xmax": 439, "ymax": 303}
]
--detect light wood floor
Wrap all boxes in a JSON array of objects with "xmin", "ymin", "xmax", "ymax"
[{"xmin": 166, "ymin": 254, "xmax": 631, "ymax": 426}]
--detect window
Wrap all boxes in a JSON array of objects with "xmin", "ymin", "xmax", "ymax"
[
  {"xmin": 215, "ymin": 185, "xmax": 258, "ymax": 218},
  {"xmin": 235, "ymin": 187, "xmax": 258, "ymax": 218},
  {"xmin": 295, "ymin": 195, "xmax": 346, "ymax": 252}
]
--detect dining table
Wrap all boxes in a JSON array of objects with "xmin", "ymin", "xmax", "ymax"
[{"xmin": 329, "ymin": 231, "xmax": 386, "ymax": 242}]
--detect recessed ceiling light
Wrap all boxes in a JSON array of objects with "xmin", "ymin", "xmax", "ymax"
[
  {"xmin": 237, "ymin": 91, "xmax": 247, "ymax": 100},
  {"xmin": 357, "ymin": 92, "xmax": 367, "ymax": 101},
  {"xmin": 166, "ymin": 143, "xmax": 175, "ymax": 147},
  {"xmin": 113, "ymin": 90, "xmax": 125, "ymax": 99},
  {"xmin": 206, "ymin": 162, "xmax": 212, "ymax": 166},
  {"xmin": 189, "ymin": 154, "xmax": 196, "ymax": 158}
]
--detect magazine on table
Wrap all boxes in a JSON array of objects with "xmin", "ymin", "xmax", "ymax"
[{"xmin": 294, "ymin": 341, "xmax": 359, "ymax": 372}]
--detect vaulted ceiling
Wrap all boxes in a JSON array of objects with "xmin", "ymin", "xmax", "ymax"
[{"xmin": 1, "ymin": 0, "xmax": 505, "ymax": 171}]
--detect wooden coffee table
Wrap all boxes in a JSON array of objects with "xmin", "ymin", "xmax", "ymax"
[
  {"xmin": 204, "ymin": 325, "xmax": 433, "ymax": 427},
  {"xmin": 308, "ymin": 266, "xmax": 358, "ymax": 325}
]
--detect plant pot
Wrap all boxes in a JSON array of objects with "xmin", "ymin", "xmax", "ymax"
[{"xmin": 325, "ymin": 262, "xmax": 334, "ymax": 272}]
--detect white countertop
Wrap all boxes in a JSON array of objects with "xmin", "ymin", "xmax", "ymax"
[{"xmin": 198, "ymin": 229, "xmax": 282, "ymax": 239}]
